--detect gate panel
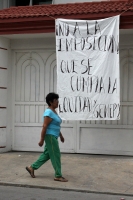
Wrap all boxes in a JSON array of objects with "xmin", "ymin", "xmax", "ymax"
[
  {"xmin": 77, "ymin": 48, "xmax": 133, "ymax": 155},
  {"xmin": 13, "ymin": 51, "xmax": 76, "ymax": 152}
]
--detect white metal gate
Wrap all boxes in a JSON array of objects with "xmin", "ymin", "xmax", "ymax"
[
  {"xmin": 13, "ymin": 50, "xmax": 76, "ymax": 152},
  {"xmin": 13, "ymin": 49, "xmax": 133, "ymax": 155},
  {"xmin": 76, "ymin": 48, "xmax": 133, "ymax": 155},
  {"xmin": 13, "ymin": 51, "xmax": 55, "ymax": 151}
]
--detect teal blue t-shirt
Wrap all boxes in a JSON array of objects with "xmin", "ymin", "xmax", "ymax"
[{"xmin": 43, "ymin": 108, "xmax": 62, "ymax": 138}]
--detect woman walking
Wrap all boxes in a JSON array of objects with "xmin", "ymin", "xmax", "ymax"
[{"xmin": 26, "ymin": 92, "xmax": 68, "ymax": 182}]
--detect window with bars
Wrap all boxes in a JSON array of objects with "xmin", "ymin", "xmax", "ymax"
[
  {"xmin": 33, "ymin": 0, "xmax": 52, "ymax": 4},
  {"xmin": 16, "ymin": 0, "xmax": 30, "ymax": 6},
  {"xmin": 15, "ymin": 0, "xmax": 52, "ymax": 6}
]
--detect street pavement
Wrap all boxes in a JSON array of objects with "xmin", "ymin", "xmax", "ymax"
[
  {"xmin": 0, "ymin": 185, "xmax": 133, "ymax": 200},
  {"xmin": 0, "ymin": 152, "xmax": 133, "ymax": 197}
]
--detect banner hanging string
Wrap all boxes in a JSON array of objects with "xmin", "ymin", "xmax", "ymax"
[{"xmin": 119, "ymin": 2, "xmax": 133, "ymax": 16}]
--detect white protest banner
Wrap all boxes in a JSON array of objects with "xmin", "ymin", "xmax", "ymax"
[{"xmin": 56, "ymin": 16, "xmax": 120, "ymax": 120}]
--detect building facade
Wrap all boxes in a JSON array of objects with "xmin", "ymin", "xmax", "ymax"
[{"xmin": 0, "ymin": 0, "xmax": 133, "ymax": 155}]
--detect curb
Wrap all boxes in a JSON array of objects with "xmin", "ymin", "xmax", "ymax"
[{"xmin": 0, "ymin": 182, "xmax": 133, "ymax": 197}]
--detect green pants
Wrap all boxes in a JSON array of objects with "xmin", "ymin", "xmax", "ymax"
[{"xmin": 31, "ymin": 134, "xmax": 62, "ymax": 178}]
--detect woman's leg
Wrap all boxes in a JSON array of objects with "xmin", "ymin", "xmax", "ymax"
[
  {"xmin": 45, "ymin": 134, "xmax": 62, "ymax": 178},
  {"xmin": 26, "ymin": 144, "xmax": 50, "ymax": 178},
  {"xmin": 31, "ymin": 144, "xmax": 50, "ymax": 170}
]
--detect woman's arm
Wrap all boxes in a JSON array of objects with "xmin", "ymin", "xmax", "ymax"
[{"xmin": 38, "ymin": 116, "xmax": 52, "ymax": 147}]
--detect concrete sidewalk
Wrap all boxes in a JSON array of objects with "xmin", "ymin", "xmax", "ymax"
[{"xmin": 0, "ymin": 152, "xmax": 133, "ymax": 196}]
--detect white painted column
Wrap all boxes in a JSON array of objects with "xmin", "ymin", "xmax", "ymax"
[
  {"xmin": 30, "ymin": 0, "xmax": 33, "ymax": 6},
  {"xmin": 0, "ymin": 37, "xmax": 11, "ymax": 152}
]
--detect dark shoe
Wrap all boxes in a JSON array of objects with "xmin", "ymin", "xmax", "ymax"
[
  {"xmin": 26, "ymin": 166, "xmax": 35, "ymax": 178},
  {"xmin": 54, "ymin": 177, "xmax": 68, "ymax": 182}
]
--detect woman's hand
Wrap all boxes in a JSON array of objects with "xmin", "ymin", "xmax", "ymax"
[
  {"xmin": 38, "ymin": 140, "xmax": 44, "ymax": 147},
  {"xmin": 60, "ymin": 133, "xmax": 65, "ymax": 143}
]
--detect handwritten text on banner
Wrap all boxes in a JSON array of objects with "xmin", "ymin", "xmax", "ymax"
[{"xmin": 56, "ymin": 16, "xmax": 120, "ymax": 120}]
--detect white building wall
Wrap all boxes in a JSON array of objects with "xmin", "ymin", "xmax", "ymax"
[
  {"xmin": 53, "ymin": 0, "xmax": 108, "ymax": 4},
  {"xmin": 1, "ymin": 30, "xmax": 133, "ymax": 155},
  {"xmin": 7, "ymin": 32, "xmax": 133, "ymax": 155},
  {"xmin": 0, "ymin": 0, "xmax": 9, "ymax": 10},
  {"xmin": 0, "ymin": 0, "xmax": 16, "ymax": 10},
  {"xmin": 0, "ymin": 0, "xmax": 108, "ymax": 9},
  {"xmin": 0, "ymin": 36, "xmax": 11, "ymax": 153}
]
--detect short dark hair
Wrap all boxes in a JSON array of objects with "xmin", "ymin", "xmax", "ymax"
[{"xmin": 46, "ymin": 92, "xmax": 59, "ymax": 106}]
